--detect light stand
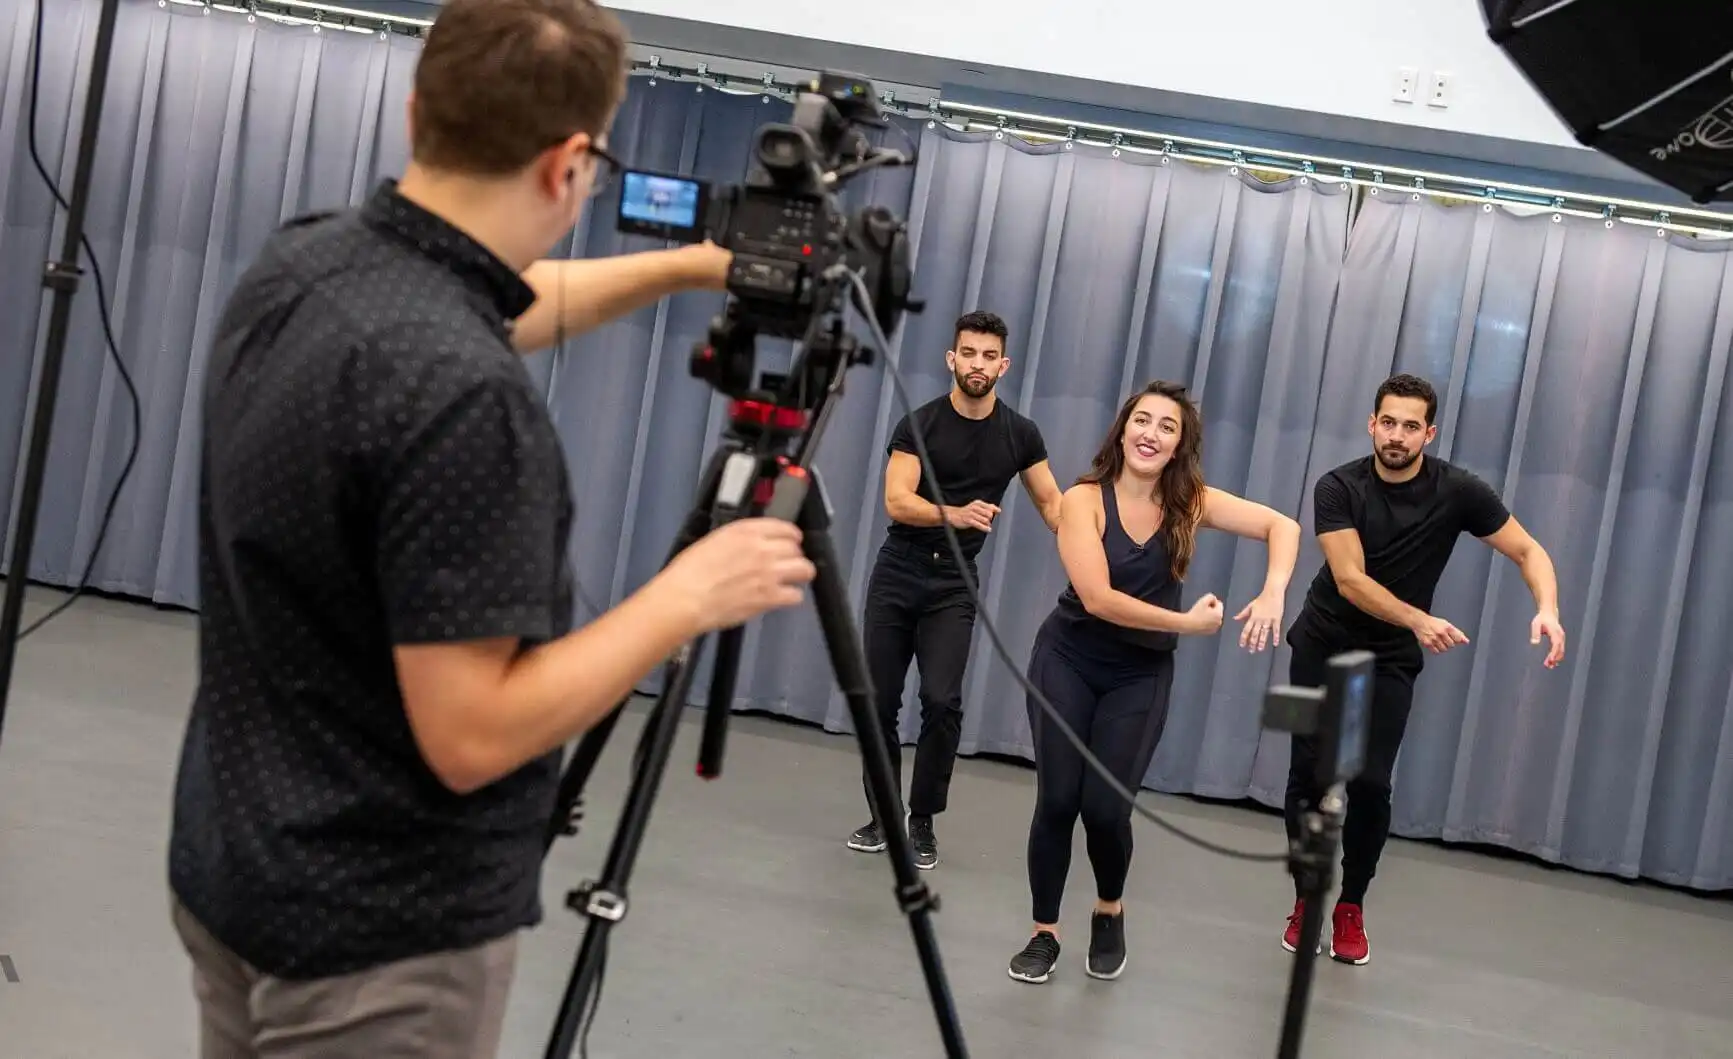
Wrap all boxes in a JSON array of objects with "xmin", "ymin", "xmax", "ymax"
[
  {"xmin": 1277, "ymin": 782, "xmax": 1345, "ymax": 1059},
  {"xmin": 0, "ymin": 0, "xmax": 124, "ymax": 753},
  {"xmin": 540, "ymin": 311, "xmax": 968, "ymax": 1059},
  {"xmin": 1262, "ymin": 650, "xmax": 1374, "ymax": 1059}
]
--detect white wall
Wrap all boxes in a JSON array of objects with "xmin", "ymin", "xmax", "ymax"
[{"xmin": 608, "ymin": 0, "xmax": 1579, "ymax": 150}]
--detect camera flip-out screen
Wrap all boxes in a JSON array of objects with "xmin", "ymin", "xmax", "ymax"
[{"xmin": 618, "ymin": 170, "xmax": 708, "ymax": 243}]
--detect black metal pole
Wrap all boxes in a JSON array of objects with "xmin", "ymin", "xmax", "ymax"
[
  {"xmin": 543, "ymin": 638, "xmax": 709, "ymax": 1059},
  {"xmin": 1276, "ymin": 786, "xmax": 1344, "ymax": 1059},
  {"xmin": 791, "ymin": 473, "xmax": 968, "ymax": 1058},
  {"xmin": 0, "ymin": 0, "xmax": 124, "ymax": 753}
]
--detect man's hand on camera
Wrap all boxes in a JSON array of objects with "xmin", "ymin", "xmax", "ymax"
[
  {"xmin": 655, "ymin": 518, "xmax": 816, "ymax": 634},
  {"xmin": 690, "ymin": 240, "xmax": 731, "ymax": 290}
]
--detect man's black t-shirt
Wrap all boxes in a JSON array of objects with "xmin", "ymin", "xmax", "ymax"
[
  {"xmin": 1292, "ymin": 454, "xmax": 1509, "ymax": 658},
  {"xmin": 167, "ymin": 181, "xmax": 573, "ymax": 980},
  {"xmin": 884, "ymin": 394, "xmax": 1047, "ymax": 561}
]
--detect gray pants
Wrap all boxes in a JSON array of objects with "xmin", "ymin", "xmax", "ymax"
[{"xmin": 171, "ymin": 899, "xmax": 518, "ymax": 1058}]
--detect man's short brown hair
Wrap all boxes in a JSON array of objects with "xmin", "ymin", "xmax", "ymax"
[{"xmin": 411, "ymin": 0, "xmax": 629, "ymax": 176}]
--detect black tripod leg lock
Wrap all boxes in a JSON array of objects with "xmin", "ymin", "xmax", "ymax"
[
  {"xmin": 41, "ymin": 259, "xmax": 85, "ymax": 293},
  {"xmin": 896, "ymin": 881, "xmax": 941, "ymax": 915},
  {"xmin": 557, "ymin": 796, "xmax": 587, "ymax": 838},
  {"xmin": 566, "ymin": 882, "xmax": 628, "ymax": 923}
]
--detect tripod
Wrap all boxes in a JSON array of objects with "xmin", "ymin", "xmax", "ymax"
[
  {"xmin": 1276, "ymin": 782, "xmax": 1345, "ymax": 1059},
  {"xmin": 540, "ymin": 322, "xmax": 969, "ymax": 1059}
]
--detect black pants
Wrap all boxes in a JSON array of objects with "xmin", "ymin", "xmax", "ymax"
[
  {"xmin": 860, "ymin": 541, "xmax": 978, "ymax": 820},
  {"xmin": 1282, "ymin": 621, "xmax": 1420, "ymax": 906},
  {"xmin": 1023, "ymin": 624, "xmax": 1175, "ymax": 925}
]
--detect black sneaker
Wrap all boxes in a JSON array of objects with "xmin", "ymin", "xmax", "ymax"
[
  {"xmin": 1087, "ymin": 911, "xmax": 1127, "ymax": 979},
  {"xmin": 1008, "ymin": 931, "xmax": 1062, "ymax": 984},
  {"xmin": 909, "ymin": 815, "xmax": 938, "ymax": 870},
  {"xmin": 846, "ymin": 821, "xmax": 886, "ymax": 852}
]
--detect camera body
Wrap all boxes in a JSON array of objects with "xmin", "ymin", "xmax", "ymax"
[
  {"xmin": 614, "ymin": 72, "xmax": 919, "ymax": 402},
  {"xmin": 1262, "ymin": 650, "xmax": 1373, "ymax": 788}
]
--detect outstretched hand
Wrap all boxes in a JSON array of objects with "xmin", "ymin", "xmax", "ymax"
[
  {"xmin": 1531, "ymin": 610, "xmax": 1566, "ymax": 668},
  {"xmin": 1234, "ymin": 591, "xmax": 1284, "ymax": 652},
  {"xmin": 1413, "ymin": 613, "xmax": 1470, "ymax": 654}
]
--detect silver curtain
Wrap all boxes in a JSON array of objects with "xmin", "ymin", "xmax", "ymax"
[{"xmin": 2, "ymin": 0, "xmax": 1727, "ymax": 891}]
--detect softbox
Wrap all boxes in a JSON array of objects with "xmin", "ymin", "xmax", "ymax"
[{"xmin": 1482, "ymin": 1, "xmax": 1733, "ymax": 203}]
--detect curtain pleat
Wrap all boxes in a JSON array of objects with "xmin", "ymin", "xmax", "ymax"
[{"xmin": 1, "ymin": 0, "xmax": 1727, "ymax": 891}]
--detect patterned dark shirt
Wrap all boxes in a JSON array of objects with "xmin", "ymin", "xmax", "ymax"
[{"xmin": 168, "ymin": 181, "xmax": 573, "ymax": 979}]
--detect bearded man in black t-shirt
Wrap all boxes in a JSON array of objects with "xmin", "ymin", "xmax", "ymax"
[
  {"xmin": 843, "ymin": 310, "xmax": 1064, "ymax": 869},
  {"xmin": 1279, "ymin": 373, "xmax": 1566, "ymax": 966}
]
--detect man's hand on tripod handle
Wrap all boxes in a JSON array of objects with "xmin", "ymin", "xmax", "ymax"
[
  {"xmin": 391, "ymin": 518, "xmax": 809, "ymax": 798},
  {"xmin": 511, "ymin": 242, "xmax": 731, "ymax": 354},
  {"xmin": 652, "ymin": 518, "xmax": 817, "ymax": 633}
]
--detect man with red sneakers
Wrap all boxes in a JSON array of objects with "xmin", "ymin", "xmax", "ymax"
[{"xmin": 1279, "ymin": 373, "xmax": 1565, "ymax": 965}]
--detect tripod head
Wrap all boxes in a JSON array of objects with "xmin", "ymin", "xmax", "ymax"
[
  {"xmin": 615, "ymin": 69, "xmax": 924, "ymax": 454},
  {"xmin": 695, "ymin": 303, "xmax": 877, "ymax": 486}
]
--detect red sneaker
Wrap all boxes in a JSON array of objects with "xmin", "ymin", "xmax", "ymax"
[
  {"xmin": 1330, "ymin": 902, "xmax": 1370, "ymax": 965},
  {"xmin": 1281, "ymin": 899, "xmax": 1318, "ymax": 954}
]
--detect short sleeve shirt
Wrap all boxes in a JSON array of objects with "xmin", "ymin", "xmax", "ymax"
[
  {"xmin": 167, "ymin": 181, "xmax": 573, "ymax": 979},
  {"xmin": 1295, "ymin": 454, "xmax": 1509, "ymax": 655},
  {"xmin": 883, "ymin": 395, "xmax": 1048, "ymax": 561}
]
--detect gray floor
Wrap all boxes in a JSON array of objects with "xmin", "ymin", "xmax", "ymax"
[{"xmin": 1, "ymin": 588, "xmax": 1729, "ymax": 1058}]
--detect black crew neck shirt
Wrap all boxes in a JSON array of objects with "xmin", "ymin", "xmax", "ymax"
[
  {"xmin": 167, "ymin": 181, "xmax": 574, "ymax": 980},
  {"xmin": 1293, "ymin": 454, "xmax": 1510, "ymax": 658},
  {"xmin": 884, "ymin": 394, "xmax": 1048, "ymax": 562}
]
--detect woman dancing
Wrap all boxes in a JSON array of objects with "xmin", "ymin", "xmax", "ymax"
[{"xmin": 1007, "ymin": 380, "xmax": 1300, "ymax": 984}]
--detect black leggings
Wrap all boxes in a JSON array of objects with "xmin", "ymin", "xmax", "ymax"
[{"xmin": 1024, "ymin": 629, "xmax": 1175, "ymax": 925}]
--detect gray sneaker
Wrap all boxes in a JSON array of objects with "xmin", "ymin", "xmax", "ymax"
[
  {"xmin": 909, "ymin": 815, "xmax": 938, "ymax": 870},
  {"xmin": 846, "ymin": 821, "xmax": 886, "ymax": 852},
  {"xmin": 1086, "ymin": 911, "xmax": 1127, "ymax": 979},
  {"xmin": 1008, "ymin": 931, "xmax": 1061, "ymax": 984}
]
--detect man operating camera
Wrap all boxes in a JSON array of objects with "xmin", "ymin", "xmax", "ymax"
[{"xmin": 164, "ymin": 1, "xmax": 815, "ymax": 1055}]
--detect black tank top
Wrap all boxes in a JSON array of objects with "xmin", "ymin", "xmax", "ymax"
[{"xmin": 1048, "ymin": 482, "xmax": 1183, "ymax": 657}]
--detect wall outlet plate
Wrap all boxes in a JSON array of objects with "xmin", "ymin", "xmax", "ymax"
[
  {"xmin": 1429, "ymin": 71, "xmax": 1453, "ymax": 108},
  {"xmin": 1393, "ymin": 66, "xmax": 1418, "ymax": 104}
]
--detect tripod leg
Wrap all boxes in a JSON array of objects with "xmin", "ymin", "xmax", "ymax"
[
  {"xmin": 544, "ymin": 635, "xmax": 709, "ymax": 1059},
  {"xmin": 779, "ymin": 474, "xmax": 969, "ymax": 1059},
  {"xmin": 544, "ymin": 440, "xmax": 777, "ymax": 1058},
  {"xmin": 696, "ymin": 625, "xmax": 743, "ymax": 778},
  {"xmin": 543, "ymin": 446, "xmax": 736, "ymax": 851}
]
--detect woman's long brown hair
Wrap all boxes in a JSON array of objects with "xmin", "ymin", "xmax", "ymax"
[{"xmin": 1075, "ymin": 379, "xmax": 1206, "ymax": 581}]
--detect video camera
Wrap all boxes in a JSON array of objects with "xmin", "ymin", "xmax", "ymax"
[{"xmin": 612, "ymin": 71, "xmax": 921, "ymax": 405}]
